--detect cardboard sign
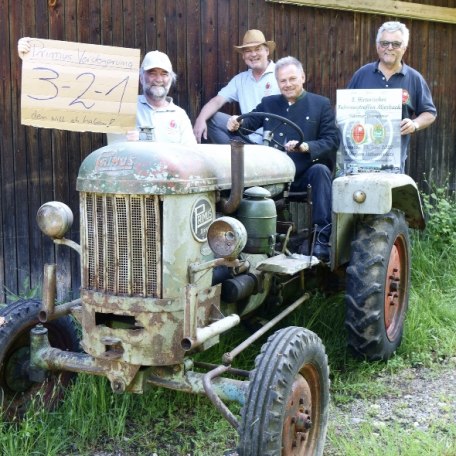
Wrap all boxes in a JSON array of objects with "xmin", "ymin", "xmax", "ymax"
[
  {"xmin": 21, "ymin": 38, "xmax": 140, "ymax": 133},
  {"xmin": 336, "ymin": 88, "xmax": 402, "ymax": 174}
]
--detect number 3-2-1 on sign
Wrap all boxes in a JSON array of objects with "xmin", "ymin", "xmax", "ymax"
[{"xmin": 20, "ymin": 38, "xmax": 140, "ymax": 134}]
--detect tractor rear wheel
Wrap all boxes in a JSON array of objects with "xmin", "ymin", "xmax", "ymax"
[
  {"xmin": 0, "ymin": 299, "xmax": 79, "ymax": 418},
  {"xmin": 345, "ymin": 210, "xmax": 410, "ymax": 361},
  {"xmin": 238, "ymin": 326, "xmax": 330, "ymax": 456}
]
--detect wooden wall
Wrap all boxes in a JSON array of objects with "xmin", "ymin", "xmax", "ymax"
[{"xmin": 1, "ymin": 0, "xmax": 455, "ymax": 301}]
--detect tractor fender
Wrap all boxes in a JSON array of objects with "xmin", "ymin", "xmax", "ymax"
[{"xmin": 332, "ymin": 173, "xmax": 425, "ymax": 230}]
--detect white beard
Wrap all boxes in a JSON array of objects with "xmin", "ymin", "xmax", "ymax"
[{"xmin": 145, "ymin": 85, "xmax": 168, "ymax": 100}]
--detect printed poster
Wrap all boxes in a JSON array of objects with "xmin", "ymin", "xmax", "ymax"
[{"xmin": 336, "ymin": 89, "xmax": 402, "ymax": 174}]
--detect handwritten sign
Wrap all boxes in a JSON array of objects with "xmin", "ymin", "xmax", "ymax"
[
  {"xmin": 21, "ymin": 38, "xmax": 140, "ymax": 133},
  {"xmin": 336, "ymin": 89, "xmax": 402, "ymax": 174}
]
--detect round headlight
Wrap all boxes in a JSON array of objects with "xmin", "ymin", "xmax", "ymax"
[
  {"xmin": 36, "ymin": 202, "xmax": 74, "ymax": 239},
  {"xmin": 207, "ymin": 216, "xmax": 247, "ymax": 260}
]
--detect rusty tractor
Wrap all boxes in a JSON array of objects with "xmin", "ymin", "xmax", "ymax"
[{"xmin": 0, "ymin": 114, "xmax": 424, "ymax": 455}]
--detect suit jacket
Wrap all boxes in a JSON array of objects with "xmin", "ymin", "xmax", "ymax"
[{"xmin": 241, "ymin": 91, "xmax": 340, "ymax": 178}]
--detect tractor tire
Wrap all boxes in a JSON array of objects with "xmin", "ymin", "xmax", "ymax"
[
  {"xmin": 0, "ymin": 299, "xmax": 80, "ymax": 419},
  {"xmin": 345, "ymin": 210, "xmax": 410, "ymax": 361},
  {"xmin": 238, "ymin": 326, "xmax": 330, "ymax": 456}
]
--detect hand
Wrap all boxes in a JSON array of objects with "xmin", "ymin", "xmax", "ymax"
[
  {"xmin": 193, "ymin": 118, "xmax": 207, "ymax": 143},
  {"xmin": 400, "ymin": 118, "xmax": 418, "ymax": 135},
  {"xmin": 227, "ymin": 115, "xmax": 241, "ymax": 132},
  {"xmin": 285, "ymin": 140, "xmax": 308, "ymax": 152},
  {"xmin": 126, "ymin": 130, "xmax": 139, "ymax": 141},
  {"xmin": 18, "ymin": 37, "xmax": 31, "ymax": 59}
]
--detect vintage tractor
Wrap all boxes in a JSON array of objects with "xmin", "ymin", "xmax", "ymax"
[{"xmin": 0, "ymin": 114, "xmax": 425, "ymax": 455}]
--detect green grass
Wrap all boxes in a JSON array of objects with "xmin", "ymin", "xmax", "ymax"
[
  {"xmin": 1, "ymin": 189, "xmax": 456, "ymax": 455},
  {"xmin": 327, "ymin": 421, "xmax": 456, "ymax": 456}
]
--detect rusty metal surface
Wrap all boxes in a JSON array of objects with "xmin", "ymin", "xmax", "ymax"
[
  {"xmin": 76, "ymin": 143, "xmax": 295, "ymax": 195},
  {"xmin": 282, "ymin": 374, "xmax": 313, "ymax": 454},
  {"xmin": 80, "ymin": 192, "xmax": 161, "ymax": 298},
  {"xmin": 79, "ymin": 289, "xmax": 185, "ymax": 366}
]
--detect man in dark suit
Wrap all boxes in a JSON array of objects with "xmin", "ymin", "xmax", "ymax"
[{"xmin": 227, "ymin": 56, "xmax": 340, "ymax": 261}]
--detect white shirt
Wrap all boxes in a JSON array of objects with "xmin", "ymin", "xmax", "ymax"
[
  {"xmin": 108, "ymin": 95, "xmax": 196, "ymax": 145},
  {"xmin": 218, "ymin": 61, "xmax": 279, "ymax": 113},
  {"xmin": 136, "ymin": 95, "xmax": 196, "ymax": 145}
]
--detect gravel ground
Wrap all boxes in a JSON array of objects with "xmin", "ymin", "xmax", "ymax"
[{"xmin": 325, "ymin": 358, "xmax": 456, "ymax": 454}]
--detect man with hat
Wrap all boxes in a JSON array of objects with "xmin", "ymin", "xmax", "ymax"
[
  {"xmin": 227, "ymin": 56, "xmax": 340, "ymax": 261},
  {"xmin": 193, "ymin": 29, "xmax": 280, "ymax": 144}
]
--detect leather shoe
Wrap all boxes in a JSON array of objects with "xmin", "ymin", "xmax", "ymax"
[{"xmin": 313, "ymin": 242, "xmax": 330, "ymax": 262}]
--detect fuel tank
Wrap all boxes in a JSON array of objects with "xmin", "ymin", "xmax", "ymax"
[{"xmin": 76, "ymin": 142, "xmax": 295, "ymax": 195}]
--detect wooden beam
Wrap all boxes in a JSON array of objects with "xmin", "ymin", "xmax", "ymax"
[{"xmin": 266, "ymin": 0, "xmax": 456, "ymax": 24}]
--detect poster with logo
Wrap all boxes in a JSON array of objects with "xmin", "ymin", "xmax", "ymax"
[{"xmin": 336, "ymin": 89, "xmax": 402, "ymax": 174}]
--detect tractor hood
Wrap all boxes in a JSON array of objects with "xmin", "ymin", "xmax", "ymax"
[{"xmin": 77, "ymin": 142, "xmax": 295, "ymax": 194}]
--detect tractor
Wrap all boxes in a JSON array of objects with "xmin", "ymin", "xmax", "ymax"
[{"xmin": 0, "ymin": 113, "xmax": 425, "ymax": 455}]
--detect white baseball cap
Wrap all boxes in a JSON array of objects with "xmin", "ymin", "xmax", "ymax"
[{"xmin": 141, "ymin": 50, "xmax": 173, "ymax": 72}]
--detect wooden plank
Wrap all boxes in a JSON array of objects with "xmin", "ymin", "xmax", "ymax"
[
  {"xmin": 144, "ymin": 0, "xmax": 157, "ymax": 51},
  {"xmin": 266, "ymin": 0, "xmax": 456, "ymax": 24},
  {"xmin": 200, "ymin": 0, "xmax": 218, "ymax": 105},
  {"xmin": 0, "ymin": 0, "xmax": 13, "ymax": 301},
  {"xmin": 10, "ymin": 0, "xmax": 29, "ymax": 296},
  {"xmin": 185, "ymin": 0, "xmax": 202, "ymax": 121},
  {"xmin": 20, "ymin": 0, "xmax": 43, "ymax": 295}
]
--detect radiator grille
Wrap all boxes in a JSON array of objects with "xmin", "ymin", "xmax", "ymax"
[{"xmin": 81, "ymin": 193, "xmax": 161, "ymax": 297}]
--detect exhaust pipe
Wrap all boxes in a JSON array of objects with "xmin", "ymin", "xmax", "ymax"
[
  {"xmin": 219, "ymin": 140, "xmax": 244, "ymax": 214},
  {"xmin": 181, "ymin": 314, "xmax": 241, "ymax": 351}
]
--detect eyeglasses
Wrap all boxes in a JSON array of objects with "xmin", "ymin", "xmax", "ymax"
[{"xmin": 378, "ymin": 40, "xmax": 403, "ymax": 49}]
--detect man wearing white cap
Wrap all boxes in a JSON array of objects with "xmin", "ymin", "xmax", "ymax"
[
  {"xmin": 193, "ymin": 29, "xmax": 280, "ymax": 144},
  {"xmin": 133, "ymin": 50, "xmax": 196, "ymax": 144}
]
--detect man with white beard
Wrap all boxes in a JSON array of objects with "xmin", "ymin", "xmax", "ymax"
[{"xmin": 131, "ymin": 50, "xmax": 196, "ymax": 144}]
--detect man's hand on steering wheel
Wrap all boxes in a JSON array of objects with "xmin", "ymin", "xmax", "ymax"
[{"xmin": 228, "ymin": 112, "xmax": 305, "ymax": 149}]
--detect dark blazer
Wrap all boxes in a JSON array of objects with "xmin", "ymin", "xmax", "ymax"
[{"xmin": 242, "ymin": 92, "xmax": 340, "ymax": 178}]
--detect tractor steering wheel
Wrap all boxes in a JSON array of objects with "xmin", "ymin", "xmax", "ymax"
[{"xmin": 235, "ymin": 112, "xmax": 305, "ymax": 149}]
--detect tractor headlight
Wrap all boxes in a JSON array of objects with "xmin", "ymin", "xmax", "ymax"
[
  {"xmin": 36, "ymin": 202, "xmax": 74, "ymax": 239},
  {"xmin": 207, "ymin": 216, "xmax": 247, "ymax": 260}
]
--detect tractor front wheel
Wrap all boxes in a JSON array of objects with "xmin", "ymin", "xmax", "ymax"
[{"xmin": 238, "ymin": 326, "xmax": 330, "ymax": 456}]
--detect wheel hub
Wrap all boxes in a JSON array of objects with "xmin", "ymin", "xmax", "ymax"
[
  {"xmin": 5, "ymin": 347, "xmax": 33, "ymax": 393},
  {"xmin": 385, "ymin": 236, "xmax": 407, "ymax": 341},
  {"xmin": 283, "ymin": 374, "xmax": 313, "ymax": 455}
]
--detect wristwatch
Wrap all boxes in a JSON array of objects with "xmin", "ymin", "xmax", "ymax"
[{"xmin": 413, "ymin": 121, "xmax": 420, "ymax": 132}]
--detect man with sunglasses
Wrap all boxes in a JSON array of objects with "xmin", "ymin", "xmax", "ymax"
[{"xmin": 348, "ymin": 21, "xmax": 436, "ymax": 172}]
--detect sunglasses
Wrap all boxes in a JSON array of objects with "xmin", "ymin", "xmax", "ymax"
[{"xmin": 378, "ymin": 41, "xmax": 403, "ymax": 49}]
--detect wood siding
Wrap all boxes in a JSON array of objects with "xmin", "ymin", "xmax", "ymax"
[{"xmin": 1, "ymin": 0, "xmax": 455, "ymax": 300}]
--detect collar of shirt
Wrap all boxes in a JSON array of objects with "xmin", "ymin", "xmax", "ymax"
[
  {"xmin": 285, "ymin": 89, "xmax": 307, "ymax": 105},
  {"xmin": 138, "ymin": 94, "xmax": 177, "ymax": 112},
  {"xmin": 247, "ymin": 60, "xmax": 276, "ymax": 80},
  {"xmin": 374, "ymin": 60, "xmax": 409, "ymax": 76}
]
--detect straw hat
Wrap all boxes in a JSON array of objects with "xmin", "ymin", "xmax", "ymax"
[{"xmin": 234, "ymin": 29, "xmax": 276, "ymax": 53}]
